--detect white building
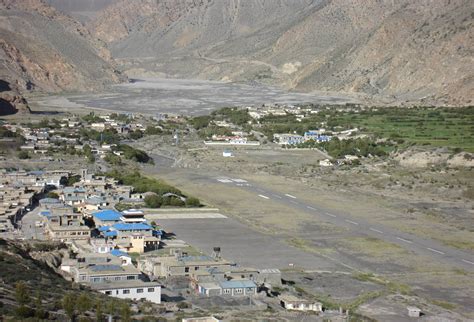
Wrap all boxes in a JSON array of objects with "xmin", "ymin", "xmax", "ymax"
[
  {"xmin": 280, "ymin": 295, "xmax": 323, "ymax": 312},
  {"xmin": 223, "ymin": 150, "xmax": 234, "ymax": 158},
  {"xmin": 91, "ymin": 281, "xmax": 161, "ymax": 304}
]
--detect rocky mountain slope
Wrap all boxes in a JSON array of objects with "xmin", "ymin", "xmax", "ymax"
[
  {"xmin": 45, "ymin": 0, "xmax": 118, "ymax": 22},
  {"xmin": 0, "ymin": 0, "xmax": 124, "ymax": 94},
  {"xmin": 89, "ymin": 0, "xmax": 474, "ymax": 105},
  {"xmin": 0, "ymin": 80, "xmax": 30, "ymax": 115}
]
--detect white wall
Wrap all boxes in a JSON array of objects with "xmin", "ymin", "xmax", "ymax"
[{"xmin": 99, "ymin": 285, "xmax": 161, "ymax": 304}]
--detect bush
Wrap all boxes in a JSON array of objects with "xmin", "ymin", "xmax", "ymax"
[
  {"xmin": 144, "ymin": 194, "xmax": 162, "ymax": 208},
  {"xmin": 46, "ymin": 192, "xmax": 59, "ymax": 199},
  {"xmin": 185, "ymin": 197, "xmax": 200, "ymax": 207},
  {"xmin": 18, "ymin": 151, "xmax": 30, "ymax": 159}
]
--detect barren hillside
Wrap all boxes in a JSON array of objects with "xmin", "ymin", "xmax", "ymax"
[
  {"xmin": 90, "ymin": 0, "xmax": 474, "ymax": 105},
  {"xmin": 0, "ymin": 0, "xmax": 124, "ymax": 94}
]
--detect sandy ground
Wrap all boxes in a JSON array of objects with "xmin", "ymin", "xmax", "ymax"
[{"xmin": 27, "ymin": 78, "xmax": 359, "ymax": 116}]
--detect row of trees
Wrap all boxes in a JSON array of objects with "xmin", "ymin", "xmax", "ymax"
[
  {"xmin": 14, "ymin": 281, "xmax": 132, "ymax": 321},
  {"xmin": 144, "ymin": 194, "xmax": 200, "ymax": 208}
]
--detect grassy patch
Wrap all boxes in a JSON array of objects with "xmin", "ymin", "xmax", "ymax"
[
  {"xmin": 432, "ymin": 299, "xmax": 457, "ymax": 310},
  {"xmin": 442, "ymin": 239, "xmax": 474, "ymax": 251}
]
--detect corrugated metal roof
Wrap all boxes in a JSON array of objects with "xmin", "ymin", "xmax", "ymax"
[
  {"xmin": 93, "ymin": 209, "xmax": 122, "ymax": 221},
  {"xmin": 219, "ymin": 280, "xmax": 257, "ymax": 289},
  {"xmin": 90, "ymin": 264, "xmax": 123, "ymax": 272},
  {"xmin": 112, "ymin": 223, "xmax": 151, "ymax": 231}
]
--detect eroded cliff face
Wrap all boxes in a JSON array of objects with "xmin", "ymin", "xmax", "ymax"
[
  {"xmin": 88, "ymin": 0, "xmax": 473, "ymax": 105},
  {"xmin": 0, "ymin": 80, "xmax": 30, "ymax": 116},
  {"xmin": 0, "ymin": 0, "xmax": 125, "ymax": 93}
]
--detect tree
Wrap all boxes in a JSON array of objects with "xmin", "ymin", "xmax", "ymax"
[
  {"xmin": 34, "ymin": 291, "xmax": 47, "ymax": 319},
  {"xmin": 46, "ymin": 191, "xmax": 60, "ymax": 199},
  {"xmin": 120, "ymin": 304, "xmax": 131, "ymax": 322},
  {"xmin": 129, "ymin": 130, "xmax": 144, "ymax": 140},
  {"xmin": 169, "ymin": 197, "xmax": 185, "ymax": 207},
  {"xmin": 18, "ymin": 151, "xmax": 30, "ymax": 159},
  {"xmin": 144, "ymin": 194, "xmax": 162, "ymax": 208},
  {"xmin": 15, "ymin": 281, "xmax": 30, "ymax": 305},
  {"xmin": 95, "ymin": 301, "xmax": 104, "ymax": 322},
  {"xmin": 77, "ymin": 293, "xmax": 91, "ymax": 315},
  {"xmin": 62, "ymin": 293, "xmax": 76, "ymax": 321},
  {"xmin": 185, "ymin": 197, "xmax": 200, "ymax": 207}
]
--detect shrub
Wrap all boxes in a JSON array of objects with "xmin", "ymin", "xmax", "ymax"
[
  {"xmin": 18, "ymin": 151, "xmax": 30, "ymax": 159},
  {"xmin": 185, "ymin": 197, "xmax": 200, "ymax": 207}
]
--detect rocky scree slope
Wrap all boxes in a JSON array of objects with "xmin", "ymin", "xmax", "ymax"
[{"xmin": 0, "ymin": 0, "xmax": 124, "ymax": 94}]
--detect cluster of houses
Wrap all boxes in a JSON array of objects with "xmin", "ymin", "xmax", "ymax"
[
  {"xmin": 274, "ymin": 130, "xmax": 332, "ymax": 146},
  {"xmin": 204, "ymin": 130, "xmax": 260, "ymax": 146},
  {"xmin": 2, "ymin": 113, "xmax": 149, "ymax": 157},
  {"xmin": 0, "ymin": 169, "xmax": 69, "ymax": 234}
]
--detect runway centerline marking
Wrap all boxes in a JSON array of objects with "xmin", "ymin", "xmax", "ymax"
[
  {"xmin": 345, "ymin": 219, "xmax": 359, "ymax": 225},
  {"xmin": 462, "ymin": 259, "xmax": 474, "ymax": 265},
  {"xmin": 427, "ymin": 247, "xmax": 445, "ymax": 255},
  {"xmin": 285, "ymin": 194, "xmax": 297, "ymax": 199},
  {"xmin": 326, "ymin": 213, "xmax": 337, "ymax": 218},
  {"xmin": 307, "ymin": 206, "xmax": 316, "ymax": 210},
  {"xmin": 396, "ymin": 237, "xmax": 413, "ymax": 244},
  {"xmin": 273, "ymin": 194, "xmax": 282, "ymax": 199},
  {"xmin": 370, "ymin": 228, "xmax": 383, "ymax": 234},
  {"xmin": 258, "ymin": 194, "xmax": 270, "ymax": 200}
]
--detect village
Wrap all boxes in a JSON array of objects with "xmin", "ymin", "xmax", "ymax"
[
  {"xmin": 1, "ymin": 103, "xmax": 472, "ymax": 321},
  {"xmin": 0, "ymin": 158, "xmax": 351, "ymax": 320}
]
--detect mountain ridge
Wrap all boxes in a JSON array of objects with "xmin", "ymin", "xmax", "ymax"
[
  {"xmin": 0, "ymin": 0, "xmax": 125, "ymax": 94},
  {"xmin": 88, "ymin": 0, "xmax": 474, "ymax": 105}
]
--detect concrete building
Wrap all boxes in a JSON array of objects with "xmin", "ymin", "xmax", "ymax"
[
  {"xmin": 274, "ymin": 134, "xmax": 304, "ymax": 145},
  {"xmin": 139, "ymin": 254, "xmax": 232, "ymax": 279},
  {"xmin": 407, "ymin": 306, "xmax": 421, "ymax": 318},
  {"xmin": 280, "ymin": 295, "xmax": 322, "ymax": 312},
  {"xmin": 44, "ymin": 208, "xmax": 90, "ymax": 241},
  {"xmin": 91, "ymin": 280, "xmax": 161, "ymax": 303}
]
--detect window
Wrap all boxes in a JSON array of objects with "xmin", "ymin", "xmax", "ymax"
[
  {"xmin": 105, "ymin": 291, "xmax": 112, "ymax": 295},
  {"xmin": 92, "ymin": 277, "xmax": 101, "ymax": 283},
  {"xmin": 123, "ymin": 289, "xmax": 130, "ymax": 294},
  {"xmin": 115, "ymin": 276, "xmax": 121, "ymax": 281},
  {"xmin": 235, "ymin": 288, "xmax": 243, "ymax": 294},
  {"xmin": 127, "ymin": 275, "xmax": 136, "ymax": 280},
  {"xmin": 223, "ymin": 289, "xmax": 231, "ymax": 295},
  {"xmin": 148, "ymin": 288, "xmax": 155, "ymax": 292},
  {"xmin": 184, "ymin": 267, "xmax": 189, "ymax": 273},
  {"xmin": 247, "ymin": 287, "xmax": 254, "ymax": 293},
  {"xmin": 195, "ymin": 267, "xmax": 199, "ymax": 271},
  {"xmin": 137, "ymin": 289, "xmax": 144, "ymax": 293}
]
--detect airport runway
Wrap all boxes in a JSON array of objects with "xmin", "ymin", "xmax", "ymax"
[{"xmin": 210, "ymin": 176, "xmax": 474, "ymax": 272}]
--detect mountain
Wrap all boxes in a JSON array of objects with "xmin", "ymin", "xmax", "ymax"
[
  {"xmin": 45, "ymin": 0, "xmax": 118, "ymax": 22},
  {"xmin": 0, "ymin": 0, "xmax": 125, "ymax": 94},
  {"xmin": 0, "ymin": 80, "xmax": 30, "ymax": 115},
  {"xmin": 89, "ymin": 0, "xmax": 474, "ymax": 105}
]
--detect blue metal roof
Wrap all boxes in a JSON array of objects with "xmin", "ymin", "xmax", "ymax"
[
  {"xmin": 112, "ymin": 223, "xmax": 151, "ymax": 231},
  {"xmin": 40, "ymin": 211, "xmax": 51, "ymax": 216},
  {"xmin": 98, "ymin": 225, "xmax": 111, "ymax": 232},
  {"xmin": 219, "ymin": 280, "xmax": 257, "ymax": 289},
  {"xmin": 152, "ymin": 230, "xmax": 163, "ymax": 236},
  {"xmin": 110, "ymin": 249, "xmax": 130, "ymax": 257},
  {"xmin": 93, "ymin": 209, "xmax": 122, "ymax": 221},
  {"xmin": 104, "ymin": 231, "xmax": 118, "ymax": 237},
  {"xmin": 90, "ymin": 264, "xmax": 123, "ymax": 272}
]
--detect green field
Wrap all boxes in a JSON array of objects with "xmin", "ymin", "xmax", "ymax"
[
  {"xmin": 256, "ymin": 106, "xmax": 474, "ymax": 152},
  {"xmin": 328, "ymin": 106, "xmax": 474, "ymax": 152}
]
